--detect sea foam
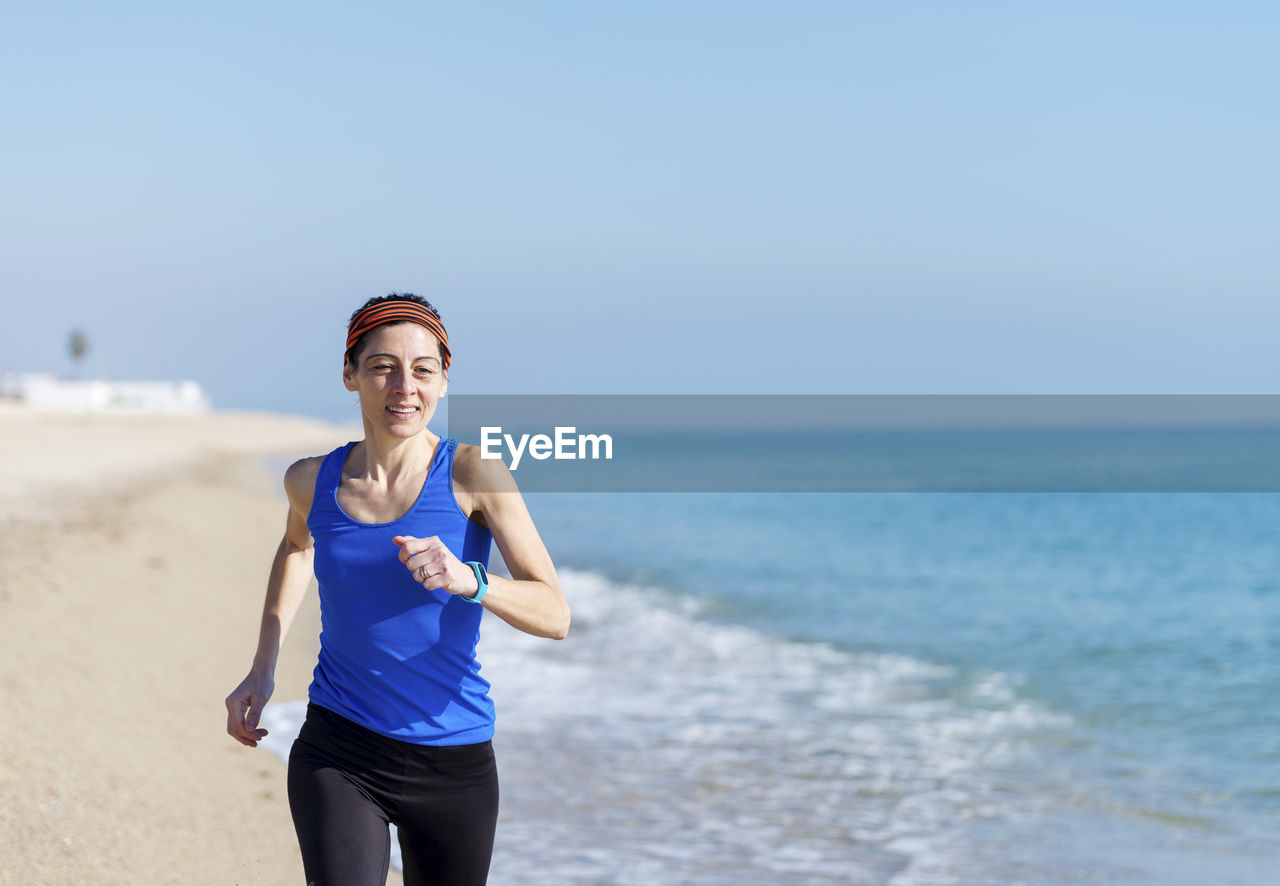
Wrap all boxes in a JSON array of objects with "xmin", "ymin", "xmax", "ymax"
[{"xmin": 256, "ymin": 567, "xmax": 1068, "ymax": 884}]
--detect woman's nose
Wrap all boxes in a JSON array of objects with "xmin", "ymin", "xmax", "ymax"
[{"xmin": 392, "ymin": 369, "xmax": 416, "ymax": 393}]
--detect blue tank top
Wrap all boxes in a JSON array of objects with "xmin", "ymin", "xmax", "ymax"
[{"xmin": 306, "ymin": 437, "xmax": 495, "ymax": 745}]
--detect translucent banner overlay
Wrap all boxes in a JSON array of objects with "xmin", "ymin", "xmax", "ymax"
[{"xmin": 444, "ymin": 395, "xmax": 1280, "ymax": 492}]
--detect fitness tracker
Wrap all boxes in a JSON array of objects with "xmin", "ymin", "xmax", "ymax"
[{"xmin": 462, "ymin": 561, "xmax": 489, "ymax": 604}]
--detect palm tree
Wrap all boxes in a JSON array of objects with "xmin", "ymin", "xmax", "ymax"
[{"xmin": 68, "ymin": 328, "xmax": 89, "ymax": 377}]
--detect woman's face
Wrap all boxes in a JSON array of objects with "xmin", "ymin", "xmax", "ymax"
[{"xmin": 343, "ymin": 322, "xmax": 448, "ymax": 438}]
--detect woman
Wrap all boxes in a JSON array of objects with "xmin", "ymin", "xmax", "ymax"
[{"xmin": 225, "ymin": 293, "xmax": 570, "ymax": 886}]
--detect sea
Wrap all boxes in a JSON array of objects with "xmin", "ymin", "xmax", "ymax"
[{"xmin": 259, "ymin": 426, "xmax": 1280, "ymax": 884}]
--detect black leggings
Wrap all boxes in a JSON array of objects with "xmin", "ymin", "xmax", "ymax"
[{"xmin": 287, "ymin": 703, "xmax": 499, "ymax": 886}]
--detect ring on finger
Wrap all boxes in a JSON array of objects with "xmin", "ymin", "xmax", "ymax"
[{"xmin": 417, "ymin": 565, "xmax": 429, "ymax": 583}]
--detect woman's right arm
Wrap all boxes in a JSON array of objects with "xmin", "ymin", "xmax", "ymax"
[{"xmin": 224, "ymin": 457, "xmax": 320, "ymax": 748}]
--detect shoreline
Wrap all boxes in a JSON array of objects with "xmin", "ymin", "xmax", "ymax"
[
  {"xmin": 0, "ymin": 407, "xmax": 387, "ymax": 884},
  {"xmin": 7, "ymin": 407, "xmax": 1270, "ymax": 883}
]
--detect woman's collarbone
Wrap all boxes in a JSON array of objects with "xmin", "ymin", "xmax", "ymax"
[{"xmin": 338, "ymin": 471, "xmax": 429, "ymax": 523}]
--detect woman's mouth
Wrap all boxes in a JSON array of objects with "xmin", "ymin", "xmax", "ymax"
[{"xmin": 387, "ymin": 405, "xmax": 419, "ymax": 417}]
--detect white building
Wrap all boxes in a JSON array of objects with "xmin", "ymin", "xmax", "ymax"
[{"xmin": 0, "ymin": 372, "xmax": 211, "ymax": 414}]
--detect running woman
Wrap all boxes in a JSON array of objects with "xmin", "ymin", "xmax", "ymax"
[{"xmin": 226, "ymin": 293, "xmax": 570, "ymax": 886}]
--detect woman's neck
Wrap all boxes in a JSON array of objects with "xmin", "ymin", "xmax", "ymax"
[{"xmin": 354, "ymin": 427, "xmax": 439, "ymax": 484}]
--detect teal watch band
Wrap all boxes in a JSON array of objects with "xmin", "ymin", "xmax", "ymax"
[{"xmin": 462, "ymin": 561, "xmax": 489, "ymax": 604}]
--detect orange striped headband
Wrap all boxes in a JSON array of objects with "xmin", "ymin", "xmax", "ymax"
[{"xmin": 345, "ymin": 301, "xmax": 451, "ymax": 370}]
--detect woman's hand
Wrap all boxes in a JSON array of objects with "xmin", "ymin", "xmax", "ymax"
[
  {"xmin": 225, "ymin": 670, "xmax": 275, "ymax": 748},
  {"xmin": 393, "ymin": 535, "xmax": 480, "ymax": 598}
]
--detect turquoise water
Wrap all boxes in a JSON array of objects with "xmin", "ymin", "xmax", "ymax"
[{"xmin": 489, "ymin": 489, "xmax": 1279, "ymax": 883}]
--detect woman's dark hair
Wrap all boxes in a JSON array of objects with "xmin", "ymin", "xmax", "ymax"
[{"xmin": 345, "ymin": 292, "xmax": 447, "ymax": 367}]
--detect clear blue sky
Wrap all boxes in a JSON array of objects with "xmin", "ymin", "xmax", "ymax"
[{"xmin": 2, "ymin": 2, "xmax": 1276, "ymax": 422}]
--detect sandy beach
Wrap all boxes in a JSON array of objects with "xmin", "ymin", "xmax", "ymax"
[{"xmin": 0, "ymin": 405, "xmax": 397, "ymax": 884}]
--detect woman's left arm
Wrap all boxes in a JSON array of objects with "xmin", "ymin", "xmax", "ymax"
[
  {"xmin": 469, "ymin": 455, "xmax": 571, "ymax": 640},
  {"xmin": 396, "ymin": 444, "xmax": 570, "ymax": 640}
]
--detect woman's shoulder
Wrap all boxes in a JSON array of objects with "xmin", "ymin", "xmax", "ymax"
[
  {"xmin": 451, "ymin": 441, "xmax": 518, "ymax": 495},
  {"xmin": 282, "ymin": 453, "xmax": 330, "ymax": 511}
]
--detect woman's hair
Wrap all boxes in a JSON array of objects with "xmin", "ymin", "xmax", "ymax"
[{"xmin": 345, "ymin": 293, "xmax": 448, "ymax": 368}]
